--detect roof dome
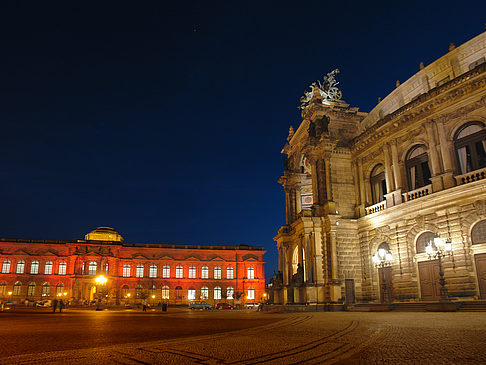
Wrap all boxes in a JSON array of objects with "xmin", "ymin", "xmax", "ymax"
[{"xmin": 85, "ymin": 227, "xmax": 124, "ymax": 242}]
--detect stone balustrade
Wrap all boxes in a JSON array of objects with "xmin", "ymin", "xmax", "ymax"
[
  {"xmin": 365, "ymin": 200, "xmax": 386, "ymax": 215},
  {"xmin": 402, "ymin": 184, "xmax": 432, "ymax": 202},
  {"xmin": 454, "ymin": 167, "xmax": 486, "ymax": 185}
]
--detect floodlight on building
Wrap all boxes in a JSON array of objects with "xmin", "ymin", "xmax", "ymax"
[{"xmin": 95, "ymin": 275, "xmax": 108, "ymax": 285}]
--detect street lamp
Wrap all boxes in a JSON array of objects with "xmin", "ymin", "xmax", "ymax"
[
  {"xmin": 94, "ymin": 275, "xmax": 108, "ymax": 310},
  {"xmin": 426, "ymin": 236, "xmax": 452, "ymax": 302},
  {"xmin": 372, "ymin": 247, "xmax": 393, "ymax": 304}
]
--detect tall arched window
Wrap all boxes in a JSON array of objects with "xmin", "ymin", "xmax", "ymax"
[
  {"xmin": 121, "ymin": 285, "xmax": 130, "ymax": 298},
  {"xmin": 27, "ymin": 282, "xmax": 36, "ymax": 296},
  {"xmin": 136, "ymin": 264, "xmax": 144, "ymax": 278},
  {"xmin": 42, "ymin": 282, "xmax": 50, "ymax": 297},
  {"xmin": 214, "ymin": 286, "xmax": 222, "ymax": 300},
  {"xmin": 226, "ymin": 286, "xmax": 234, "ymax": 299},
  {"xmin": 58, "ymin": 262, "xmax": 67, "ymax": 275},
  {"xmin": 416, "ymin": 231, "xmax": 436, "ymax": 253},
  {"xmin": 44, "ymin": 261, "xmax": 53, "ymax": 275},
  {"xmin": 455, "ymin": 122, "xmax": 486, "ymax": 174},
  {"xmin": 16, "ymin": 260, "xmax": 25, "ymax": 274},
  {"xmin": 201, "ymin": 266, "xmax": 209, "ymax": 279},
  {"xmin": 1, "ymin": 260, "xmax": 10, "ymax": 274},
  {"xmin": 188, "ymin": 266, "xmax": 196, "ymax": 279},
  {"xmin": 13, "ymin": 282, "xmax": 21, "ymax": 296},
  {"xmin": 88, "ymin": 261, "xmax": 97, "ymax": 275},
  {"xmin": 247, "ymin": 287, "xmax": 255, "ymax": 300},
  {"xmin": 161, "ymin": 285, "xmax": 170, "ymax": 299},
  {"xmin": 162, "ymin": 265, "xmax": 170, "ymax": 278},
  {"xmin": 370, "ymin": 164, "xmax": 387, "ymax": 204},
  {"xmin": 226, "ymin": 266, "xmax": 234, "ymax": 279},
  {"xmin": 123, "ymin": 264, "xmax": 131, "ymax": 277},
  {"xmin": 247, "ymin": 267, "xmax": 255, "ymax": 279},
  {"xmin": 214, "ymin": 267, "xmax": 221, "ymax": 279},
  {"xmin": 406, "ymin": 145, "xmax": 431, "ymax": 190},
  {"xmin": 149, "ymin": 265, "xmax": 157, "ymax": 278},
  {"xmin": 135, "ymin": 285, "xmax": 143, "ymax": 298},
  {"xmin": 56, "ymin": 283, "xmax": 64, "ymax": 295},
  {"xmin": 472, "ymin": 220, "xmax": 486, "ymax": 244},
  {"xmin": 30, "ymin": 261, "xmax": 39, "ymax": 275},
  {"xmin": 201, "ymin": 286, "xmax": 209, "ymax": 299},
  {"xmin": 175, "ymin": 265, "xmax": 183, "ymax": 278},
  {"xmin": 0, "ymin": 282, "xmax": 6, "ymax": 296}
]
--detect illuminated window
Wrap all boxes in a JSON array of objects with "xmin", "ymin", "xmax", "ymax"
[
  {"xmin": 44, "ymin": 261, "xmax": 53, "ymax": 275},
  {"xmin": 214, "ymin": 267, "xmax": 221, "ymax": 279},
  {"xmin": 56, "ymin": 283, "xmax": 64, "ymax": 295},
  {"xmin": 42, "ymin": 282, "xmax": 50, "ymax": 297},
  {"xmin": 88, "ymin": 261, "xmax": 97, "ymax": 275},
  {"xmin": 188, "ymin": 289, "xmax": 196, "ymax": 300},
  {"xmin": 16, "ymin": 260, "xmax": 25, "ymax": 274},
  {"xmin": 247, "ymin": 267, "xmax": 255, "ymax": 279},
  {"xmin": 123, "ymin": 264, "xmax": 131, "ymax": 277},
  {"xmin": 13, "ymin": 282, "xmax": 21, "ymax": 296},
  {"xmin": 162, "ymin": 265, "xmax": 170, "ymax": 278},
  {"xmin": 201, "ymin": 286, "xmax": 209, "ymax": 299},
  {"xmin": 455, "ymin": 123, "xmax": 486, "ymax": 174},
  {"xmin": 135, "ymin": 285, "xmax": 143, "ymax": 298},
  {"xmin": 175, "ymin": 286, "xmax": 183, "ymax": 300},
  {"xmin": 150, "ymin": 284, "xmax": 156, "ymax": 297},
  {"xmin": 27, "ymin": 282, "xmax": 36, "ymax": 296},
  {"xmin": 161, "ymin": 285, "xmax": 170, "ymax": 299},
  {"xmin": 1, "ymin": 260, "xmax": 10, "ymax": 274},
  {"xmin": 416, "ymin": 232, "xmax": 436, "ymax": 254},
  {"xmin": 406, "ymin": 145, "xmax": 431, "ymax": 190},
  {"xmin": 149, "ymin": 265, "xmax": 157, "ymax": 278},
  {"xmin": 188, "ymin": 266, "xmax": 196, "ymax": 279},
  {"xmin": 370, "ymin": 164, "xmax": 387, "ymax": 204},
  {"xmin": 176, "ymin": 265, "xmax": 183, "ymax": 279},
  {"xmin": 81, "ymin": 262, "xmax": 85, "ymax": 275},
  {"xmin": 472, "ymin": 220, "xmax": 486, "ymax": 244},
  {"xmin": 201, "ymin": 266, "xmax": 209, "ymax": 279},
  {"xmin": 247, "ymin": 287, "xmax": 255, "ymax": 300},
  {"xmin": 226, "ymin": 266, "xmax": 234, "ymax": 279},
  {"xmin": 226, "ymin": 287, "xmax": 234, "ymax": 299},
  {"xmin": 104, "ymin": 263, "xmax": 109, "ymax": 274},
  {"xmin": 136, "ymin": 264, "xmax": 144, "ymax": 278},
  {"xmin": 58, "ymin": 262, "xmax": 67, "ymax": 275},
  {"xmin": 0, "ymin": 282, "xmax": 5, "ymax": 296},
  {"xmin": 30, "ymin": 261, "xmax": 39, "ymax": 275},
  {"xmin": 214, "ymin": 286, "xmax": 222, "ymax": 300},
  {"xmin": 121, "ymin": 285, "xmax": 129, "ymax": 298}
]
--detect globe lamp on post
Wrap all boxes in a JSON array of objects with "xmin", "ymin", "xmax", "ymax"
[
  {"xmin": 425, "ymin": 237, "xmax": 452, "ymax": 302},
  {"xmin": 372, "ymin": 248, "xmax": 393, "ymax": 304}
]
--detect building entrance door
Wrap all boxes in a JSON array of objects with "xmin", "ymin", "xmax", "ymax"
[
  {"xmin": 475, "ymin": 253, "xmax": 486, "ymax": 299},
  {"xmin": 345, "ymin": 279, "xmax": 355, "ymax": 305},
  {"xmin": 378, "ymin": 267, "xmax": 392, "ymax": 303},
  {"xmin": 175, "ymin": 286, "xmax": 183, "ymax": 304},
  {"xmin": 418, "ymin": 260, "xmax": 440, "ymax": 301}
]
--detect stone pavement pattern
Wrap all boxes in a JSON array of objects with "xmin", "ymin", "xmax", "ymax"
[{"xmin": 1, "ymin": 311, "xmax": 486, "ymax": 364}]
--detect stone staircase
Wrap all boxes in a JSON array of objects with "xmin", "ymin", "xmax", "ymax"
[
  {"xmin": 457, "ymin": 300, "xmax": 486, "ymax": 311},
  {"xmin": 348, "ymin": 301, "xmax": 486, "ymax": 312}
]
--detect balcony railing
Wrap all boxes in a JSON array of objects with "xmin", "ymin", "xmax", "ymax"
[
  {"xmin": 402, "ymin": 184, "xmax": 431, "ymax": 202},
  {"xmin": 365, "ymin": 200, "xmax": 386, "ymax": 215},
  {"xmin": 454, "ymin": 167, "xmax": 486, "ymax": 185}
]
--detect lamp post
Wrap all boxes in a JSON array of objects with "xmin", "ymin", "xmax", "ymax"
[
  {"xmin": 372, "ymin": 248, "xmax": 393, "ymax": 304},
  {"xmin": 94, "ymin": 275, "xmax": 108, "ymax": 310},
  {"xmin": 426, "ymin": 237, "xmax": 452, "ymax": 302}
]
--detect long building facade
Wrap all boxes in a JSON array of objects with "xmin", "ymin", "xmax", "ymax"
[
  {"xmin": 0, "ymin": 227, "xmax": 266, "ymax": 306},
  {"xmin": 272, "ymin": 31, "xmax": 486, "ymax": 306}
]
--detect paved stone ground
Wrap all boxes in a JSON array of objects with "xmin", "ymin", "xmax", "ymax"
[{"xmin": 1, "ymin": 311, "xmax": 485, "ymax": 364}]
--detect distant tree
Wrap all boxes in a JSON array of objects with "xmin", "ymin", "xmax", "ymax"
[{"xmin": 234, "ymin": 291, "xmax": 244, "ymax": 301}]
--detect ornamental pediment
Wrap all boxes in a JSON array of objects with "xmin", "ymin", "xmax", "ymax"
[
  {"xmin": 184, "ymin": 256, "xmax": 200, "ymax": 261},
  {"xmin": 132, "ymin": 253, "xmax": 150, "ymax": 259},
  {"xmin": 14, "ymin": 249, "xmax": 33, "ymax": 256},
  {"xmin": 43, "ymin": 249, "xmax": 60, "ymax": 256},
  {"xmin": 209, "ymin": 255, "xmax": 225, "ymax": 261},
  {"xmin": 159, "ymin": 255, "xmax": 174, "ymax": 261},
  {"xmin": 242, "ymin": 254, "xmax": 259, "ymax": 261}
]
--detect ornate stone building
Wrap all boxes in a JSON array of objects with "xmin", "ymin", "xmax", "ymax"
[
  {"xmin": 0, "ymin": 227, "xmax": 265, "ymax": 306},
  {"xmin": 272, "ymin": 31, "xmax": 486, "ymax": 306}
]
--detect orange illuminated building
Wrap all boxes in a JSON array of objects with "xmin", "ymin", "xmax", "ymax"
[{"xmin": 0, "ymin": 227, "xmax": 265, "ymax": 306}]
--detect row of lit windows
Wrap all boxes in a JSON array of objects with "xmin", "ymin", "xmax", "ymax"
[
  {"xmin": 0, "ymin": 281, "xmax": 64, "ymax": 296},
  {"xmin": 1, "ymin": 260, "xmax": 67, "ymax": 275},
  {"xmin": 120, "ymin": 285, "xmax": 255, "ymax": 300},
  {"xmin": 121, "ymin": 264, "xmax": 255, "ymax": 279}
]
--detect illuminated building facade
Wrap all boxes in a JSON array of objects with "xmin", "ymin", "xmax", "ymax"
[
  {"xmin": 272, "ymin": 31, "xmax": 486, "ymax": 306},
  {"xmin": 0, "ymin": 227, "xmax": 265, "ymax": 305}
]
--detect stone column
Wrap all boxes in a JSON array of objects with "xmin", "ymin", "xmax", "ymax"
[
  {"xmin": 285, "ymin": 188, "xmax": 291, "ymax": 225},
  {"xmin": 324, "ymin": 155, "xmax": 332, "ymax": 201},
  {"xmin": 358, "ymin": 158, "xmax": 366, "ymax": 207},
  {"xmin": 383, "ymin": 143, "xmax": 394, "ymax": 192},
  {"xmin": 425, "ymin": 121, "xmax": 441, "ymax": 176},
  {"xmin": 329, "ymin": 230, "xmax": 341, "ymax": 302},
  {"xmin": 435, "ymin": 117, "xmax": 456, "ymax": 189},
  {"xmin": 390, "ymin": 140, "xmax": 403, "ymax": 205}
]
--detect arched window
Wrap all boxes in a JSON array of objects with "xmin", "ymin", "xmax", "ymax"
[
  {"xmin": 88, "ymin": 261, "xmax": 97, "ymax": 275},
  {"xmin": 42, "ymin": 282, "xmax": 50, "ymax": 297},
  {"xmin": 58, "ymin": 262, "xmax": 67, "ymax": 275},
  {"xmin": 247, "ymin": 287, "xmax": 255, "ymax": 300},
  {"xmin": 162, "ymin": 265, "xmax": 170, "ymax": 278},
  {"xmin": 149, "ymin": 265, "xmax": 157, "ymax": 278},
  {"xmin": 161, "ymin": 285, "xmax": 170, "ymax": 299},
  {"xmin": 175, "ymin": 286, "xmax": 183, "ymax": 300},
  {"xmin": 201, "ymin": 266, "xmax": 209, "ymax": 279},
  {"xmin": 123, "ymin": 264, "xmax": 131, "ymax": 277},
  {"xmin": 226, "ymin": 286, "xmax": 234, "ymax": 299},
  {"xmin": 188, "ymin": 266, "xmax": 196, "ymax": 279},
  {"xmin": 16, "ymin": 260, "xmax": 25, "ymax": 274},
  {"xmin": 1, "ymin": 260, "xmax": 10, "ymax": 274},
  {"xmin": 27, "ymin": 282, "xmax": 36, "ymax": 296},
  {"xmin": 226, "ymin": 266, "xmax": 234, "ymax": 279},
  {"xmin": 247, "ymin": 267, "xmax": 255, "ymax": 279},
  {"xmin": 56, "ymin": 283, "xmax": 64, "ymax": 295},
  {"xmin": 455, "ymin": 122, "xmax": 486, "ymax": 174},
  {"xmin": 30, "ymin": 261, "xmax": 39, "ymax": 275},
  {"xmin": 214, "ymin": 267, "xmax": 221, "ymax": 279},
  {"xmin": 121, "ymin": 285, "xmax": 130, "ymax": 298},
  {"xmin": 175, "ymin": 265, "xmax": 183, "ymax": 279},
  {"xmin": 0, "ymin": 282, "xmax": 6, "ymax": 296},
  {"xmin": 214, "ymin": 286, "xmax": 222, "ymax": 300},
  {"xmin": 135, "ymin": 285, "xmax": 143, "ymax": 298},
  {"xmin": 13, "ymin": 282, "xmax": 21, "ymax": 296},
  {"xmin": 136, "ymin": 264, "xmax": 144, "ymax": 278},
  {"xmin": 406, "ymin": 145, "xmax": 431, "ymax": 190},
  {"xmin": 104, "ymin": 263, "xmax": 109, "ymax": 274},
  {"xmin": 188, "ymin": 288, "xmax": 196, "ymax": 300},
  {"xmin": 201, "ymin": 286, "xmax": 209, "ymax": 300},
  {"xmin": 416, "ymin": 231, "xmax": 436, "ymax": 253},
  {"xmin": 472, "ymin": 220, "xmax": 486, "ymax": 244},
  {"xmin": 150, "ymin": 284, "xmax": 156, "ymax": 297},
  {"xmin": 44, "ymin": 261, "xmax": 53, "ymax": 275},
  {"xmin": 370, "ymin": 164, "xmax": 387, "ymax": 204}
]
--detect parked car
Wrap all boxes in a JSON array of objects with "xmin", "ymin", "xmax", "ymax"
[
  {"xmin": 189, "ymin": 301, "xmax": 212, "ymax": 310},
  {"xmin": 245, "ymin": 302, "xmax": 259, "ymax": 309},
  {"xmin": 35, "ymin": 300, "xmax": 52, "ymax": 308},
  {"xmin": 215, "ymin": 303, "xmax": 235, "ymax": 310}
]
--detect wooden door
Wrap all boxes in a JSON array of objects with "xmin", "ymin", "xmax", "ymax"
[
  {"xmin": 345, "ymin": 279, "xmax": 355, "ymax": 305},
  {"xmin": 475, "ymin": 253, "xmax": 486, "ymax": 299},
  {"xmin": 418, "ymin": 260, "xmax": 440, "ymax": 301},
  {"xmin": 378, "ymin": 267, "xmax": 393, "ymax": 303}
]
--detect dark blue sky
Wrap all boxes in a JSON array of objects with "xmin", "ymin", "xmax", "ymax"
[{"xmin": 1, "ymin": 1, "xmax": 485, "ymax": 280}]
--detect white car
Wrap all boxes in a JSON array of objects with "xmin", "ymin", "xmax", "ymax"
[
  {"xmin": 245, "ymin": 302, "xmax": 259, "ymax": 309},
  {"xmin": 35, "ymin": 300, "xmax": 52, "ymax": 307}
]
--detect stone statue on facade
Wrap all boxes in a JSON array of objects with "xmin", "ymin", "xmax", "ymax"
[
  {"xmin": 299, "ymin": 69, "xmax": 343, "ymax": 110},
  {"xmin": 292, "ymin": 263, "xmax": 304, "ymax": 286}
]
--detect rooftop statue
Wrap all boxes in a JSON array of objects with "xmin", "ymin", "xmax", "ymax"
[{"xmin": 299, "ymin": 69, "xmax": 343, "ymax": 109}]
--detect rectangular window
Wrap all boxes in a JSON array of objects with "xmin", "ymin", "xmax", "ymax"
[
  {"xmin": 162, "ymin": 266, "xmax": 170, "ymax": 278},
  {"xmin": 247, "ymin": 267, "xmax": 255, "ymax": 279},
  {"xmin": 175, "ymin": 266, "xmax": 183, "ymax": 279},
  {"xmin": 44, "ymin": 262, "xmax": 53, "ymax": 275},
  {"xmin": 58, "ymin": 262, "xmax": 67, "ymax": 275},
  {"xmin": 188, "ymin": 289, "xmax": 196, "ymax": 300},
  {"xmin": 31, "ymin": 262, "xmax": 39, "ymax": 275},
  {"xmin": 227, "ymin": 287, "xmax": 234, "ymax": 300},
  {"xmin": 16, "ymin": 262, "xmax": 24, "ymax": 274},
  {"xmin": 123, "ymin": 265, "xmax": 130, "ymax": 277},
  {"xmin": 189, "ymin": 266, "xmax": 196, "ymax": 279},
  {"xmin": 136, "ymin": 265, "xmax": 144, "ymax": 278},
  {"xmin": 149, "ymin": 265, "xmax": 157, "ymax": 278},
  {"xmin": 201, "ymin": 267, "xmax": 208, "ymax": 279},
  {"xmin": 161, "ymin": 286, "xmax": 170, "ymax": 299},
  {"xmin": 226, "ymin": 267, "xmax": 234, "ymax": 279},
  {"xmin": 247, "ymin": 288, "xmax": 255, "ymax": 300},
  {"xmin": 27, "ymin": 285, "xmax": 36, "ymax": 296},
  {"xmin": 201, "ymin": 287, "xmax": 209, "ymax": 300},
  {"xmin": 214, "ymin": 267, "xmax": 221, "ymax": 279},
  {"xmin": 13, "ymin": 284, "xmax": 21, "ymax": 296}
]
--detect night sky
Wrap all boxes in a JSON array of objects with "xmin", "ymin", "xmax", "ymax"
[{"xmin": 1, "ymin": 1, "xmax": 485, "ymax": 280}]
